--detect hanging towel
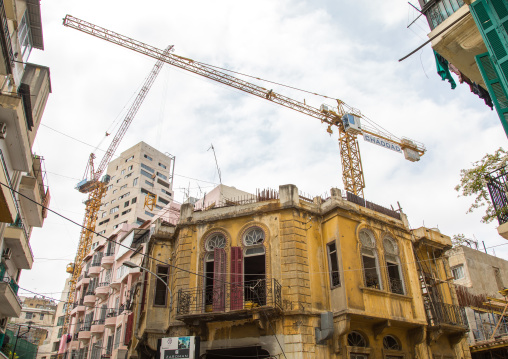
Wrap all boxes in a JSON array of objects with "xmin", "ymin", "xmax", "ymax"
[{"xmin": 434, "ymin": 50, "xmax": 456, "ymax": 89}]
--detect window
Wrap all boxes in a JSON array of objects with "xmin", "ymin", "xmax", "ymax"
[
  {"xmin": 141, "ymin": 169, "xmax": 153, "ymax": 179},
  {"xmin": 52, "ymin": 342, "xmax": 59, "ymax": 352},
  {"xmin": 114, "ymin": 326, "xmax": 122, "ymax": 349},
  {"xmin": 133, "ymin": 178, "xmax": 138, "ymax": 186},
  {"xmin": 359, "ymin": 230, "xmax": 382, "ymax": 290},
  {"xmin": 113, "ymin": 189, "xmax": 117, "ymax": 194},
  {"xmin": 18, "ymin": 11, "xmax": 32, "ymax": 63},
  {"xmin": 131, "ymin": 197, "xmax": 137, "ymax": 205},
  {"xmin": 158, "ymin": 197, "xmax": 169, "ymax": 205},
  {"xmin": 114, "ymin": 214, "xmax": 119, "ymax": 219},
  {"xmin": 121, "ymin": 170, "xmax": 125, "ymax": 175},
  {"xmin": 98, "ymin": 219, "xmax": 110, "ymax": 226},
  {"xmin": 118, "ymin": 192, "xmax": 130, "ymax": 200},
  {"xmin": 57, "ymin": 327, "xmax": 63, "ymax": 338},
  {"xmin": 106, "ymin": 335, "xmax": 114, "ymax": 355},
  {"xmin": 141, "ymin": 163, "xmax": 154, "ymax": 173},
  {"xmin": 40, "ymin": 313, "xmax": 45, "ymax": 320},
  {"xmin": 57, "ymin": 316, "xmax": 64, "ymax": 326},
  {"xmin": 144, "ymin": 154, "xmax": 153, "ymax": 161},
  {"xmin": 120, "ymin": 184, "xmax": 127, "ymax": 190},
  {"xmin": 159, "ymin": 163, "xmax": 167, "ymax": 169},
  {"xmin": 110, "ymin": 206, "xmax": 119, "ymax": 214},
  {"xmin": 101, "ymin": 212, "xmax": 106, "ymax": 218},
  {"xmin": 384, "ymin": 237, "xmax": 404, "ymax": 295},
  {"xmin": 124, "ymin": 201, "xmax": 129, "ymax": 208},
  {"xmin": 327, "ymin": 241, "xmax": 341, "ymax": 288},
  {"xmin": 156, "ymin": 172, "xmax": 167, "ymax": 180},
  {"xmin": 451, "ymin": 265, "xmax": 465, "ymax": 280},
  {"xmin": 154, "ymin": 266, "xmax": 169, "ymax": 306},
  {"xmin": 25, "ymin": 312, "xmax": 33, "ymax": 319},
  {"xmin": 111, "ymin": 199, "xmax": 116, "ymax": 204},
  {"xmin": 145, "ymin": 180, "xmax": 154, "ymax": 187},
  {"xmin": 121, "ymin": 209, "xmax": 131, "ymax": 216},
  {"xmin": 347, "ymin": 331, "xmax": 367, "ymax": 347},
  {"xmin": 144, "ymin": 211, "xmax": 155, "ymax": 218},
  {"xmin": 243, "ymin": 227, "xmax": 264, "ymax": 246},
  {"xmin": 157, "ymin": 178, "xmax": 170, "ymax": 188},
  {"xmin": 125, "ymin": 155, "xmax": 134, "ymax": 162},
  {"xmin": 383, "ymin": 335, "xmax": 401, "ymax": 350},
  {"xmin": 161, "ymin": 189, "xmax": 172, "ymax": 196},
  {"xmin": 107, "ymin": 185, "xmax": 113, "ymax": 191},
  {"xmin": 124, "ymin": 173, "xmax": 132, "ymax": 179},
  {"xmin": 204, "ymin": 233, "xmax": 227, "ymax": 311},
  {"xmin": 206, "ymin": 233, "xmax": 227, "ymax": 251},
  {"xmin": 128, "ymin": 165, "xmax": 133, "ymax": 171}
]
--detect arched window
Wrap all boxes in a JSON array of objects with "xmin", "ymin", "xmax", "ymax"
[
  {"xmin": 359, "ymin": 230, "xmax": 382, "ymax": 289},
  {"xmin": 383, "ymin": 335, "xmax": 401, "ymax": 350},
  {"xmin": 383, "ymin": 237, "xmax": 405, "ymax": 295},
  {"xmin": 347, "ymin": 331, "xmax": 368, "ymax": 347},
  {"xmin": 242, "ymin": 227, "xmax": 266, "ymax": 307},
  {"xmin": 204, "ymin": 233, "xmax": 227, "ymax": 311}
]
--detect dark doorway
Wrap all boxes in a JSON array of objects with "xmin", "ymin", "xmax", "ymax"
[
  {"xmin": 244, "ymin": 253, "xmax": 266, "ymax": 306},
  {"xmin": 205, "ymin": 346, "xmax": 270, "ymax": 359}
]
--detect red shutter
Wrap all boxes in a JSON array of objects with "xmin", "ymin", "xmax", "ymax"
[
  {"xmin": 213, "ymin": 248, "xmax": 226, "ymax": 311},
  {"xmin": 230, "ymin": 247, "xmax": 243, "ymax": 310},
  {"xmin": 124, "ymin": 313, "xmax": 134, "ymax": 344}
]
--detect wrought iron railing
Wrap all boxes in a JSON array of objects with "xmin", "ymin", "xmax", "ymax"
[
  {"xmin": 106, "ymin": 309, "xmax": 117, "ymax": 318},
  {"xmin": 177, "ymin": 278, "xmax": 282, "ymax": 316},
  {"xmin": 421, "ymin": 0, "xmax": 466, "ymax": 30},
  {"xmin": 92, "ymin": 319, "xmax": 105, "ymax": 325},
  {"xmin": 90, "ymin": 260, "xmax": 102, "ymax": 267},
  {"xmin": 79, "ymin": 324, "xmax": 91, "ymax": 332},
  {"xmin": 425, "ymin": 301, "xmax": 468, "ymax": 327},
  {"xmin": 0, "ymin": 265, "xmax": 21, "ymax": 305},
  {"xmin": 389, "ymin": 278, "xmax": 404, "ymax": 295},
  {"xmin": 97, "ymin": 282, "xmax": 110, "ymax": 288},
  {"xmin": 486, "ymin": 167, "xmax": 508, "ymax": 225}
]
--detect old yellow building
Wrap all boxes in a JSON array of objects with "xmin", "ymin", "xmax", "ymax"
[{"xmin": 128, "ymin": 184, "xmax": 470, "ymax": 358}]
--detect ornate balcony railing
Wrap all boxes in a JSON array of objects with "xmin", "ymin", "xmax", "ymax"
[
  {"xmin": 389, "ymin": 278, "xmax": 404, "ymax": 295},
  {"xmin": 177, "ymin": 278, "xmax": 282, "ymax": 316},
  {"xmin": 421, "ymin": 0, "xmax": 466, "ymax": 30},
  {"xmin": 425, "ymin": 301, "xmax": 468, "ymax": 327}
]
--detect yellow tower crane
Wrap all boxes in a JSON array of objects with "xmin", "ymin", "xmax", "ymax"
[
  {"xmin": 59, "ymin": 45, "xmax": 172, "ymax": 344},
  {"xmin": 63, "ymin": 15, "xmax": 426, "ymax": 199}
]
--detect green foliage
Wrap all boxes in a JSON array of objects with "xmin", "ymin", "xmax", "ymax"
[{"xmin": 455, "ymin": 147, "xmax": 508, "ymax": 223}]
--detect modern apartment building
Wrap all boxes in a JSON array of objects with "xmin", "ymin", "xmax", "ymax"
[
  {"xmin": 93, "ymin": 142, "xmax": 174, "ymax": 247},
  {"xmin": 448, "ymin": 245, "xmax": 508, "ymax": 358},
  {"xmin": 42, "ymin": 278, "xmax": 71, "ymax": 359},
  {"xmin": 0, "ymin": 0, "xmax": 51, "ymax": 350},
  {"xmin": 417, "ymin": 0, "xmax": 508, "ymax": 135},
  {"xmin": 128, "ymin": 184, "xmax": 470, "ymax": 359}
]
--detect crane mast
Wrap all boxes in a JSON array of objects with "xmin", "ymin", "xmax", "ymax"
[
  {"xmin": 62, "ymin": 15, "xmax": 425, "ymax": 198},
  {"xmin": 60, "ymin": 47, "xmax": 171, "ymax": 344}
]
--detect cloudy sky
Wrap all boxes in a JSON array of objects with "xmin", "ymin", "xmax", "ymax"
[{"xmin": 20, "ymin": 0, "xmax": 507, "ymax": 299}]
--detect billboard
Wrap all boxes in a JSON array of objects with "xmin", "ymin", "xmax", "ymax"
[{"xmin": 158, "ymin": 336, "xmax": 200, "ymax": 359}]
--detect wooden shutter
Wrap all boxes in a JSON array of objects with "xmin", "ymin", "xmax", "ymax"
[
  {"xmin": 470, "ymin": 0, "xmax": 508, "ymax": 91},
  {"xmin": 213, "ymin": 248, "xmax": 226, "ymax": 311},
  {"xmin": 230, "ymin": 247, "xmax": 243, "ymax": 310},
  {"xmin": 476, "ymin": 52, "xmax": 508, "ymax": 135},
  {"xmin": 124, "ymin": 313, "xmax": 134, "ymax": 345}
]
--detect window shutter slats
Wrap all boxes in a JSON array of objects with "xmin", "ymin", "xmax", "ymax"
[
  {"xmin": 213, "ymin": 248, "xmax": 226, "ymax": 311},
  {"xmin": 230, "ymin": 247, "xmax": 243, "ymax": 310}
]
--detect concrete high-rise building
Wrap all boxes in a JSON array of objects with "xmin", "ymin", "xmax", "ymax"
[
  {"xmin": 92, "ymin": 142, "xmax": 175, "ymax": 247},
  {"xmin": 0, "ymin": 0, "xmax": 52, "ymax": 350}
]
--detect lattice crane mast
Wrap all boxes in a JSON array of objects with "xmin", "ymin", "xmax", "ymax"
[
  {"xmin": 63, "ymin": 15, "xmax": 426, "ymax": 199},
  {"xmin": 60, "ymin": 46, "xmax": 172, "ymax": 342}
]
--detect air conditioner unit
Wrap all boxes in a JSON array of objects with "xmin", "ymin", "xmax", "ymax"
[
  {"xmin": 0, "ymin": 122, "xmax": 7, "ymax": 139},
  {"xmin": 2, "ymin": 247, "xmax": 12, "ymax": 259}
]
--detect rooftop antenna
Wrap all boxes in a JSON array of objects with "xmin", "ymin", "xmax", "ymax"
[{"xmin": 208, "ymin": 143, "xmax": 223, "ymax": 202}]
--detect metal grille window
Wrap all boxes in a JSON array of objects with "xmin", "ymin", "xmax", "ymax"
[
  {"xmin": 154, "ymin": 266, "xmax": 169, "ymax": 306},
  {"xmin": 451, "ymin": 265, "xmax": 465, "ymax": 280},
  {"xmin": 327, "ymin": 241, "xmax": 341, "ymax": 288}
]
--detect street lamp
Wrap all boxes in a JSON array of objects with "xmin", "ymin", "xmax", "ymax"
[{"xmin": 123, "ymin": 261, "xmax": 172, "ymax": 312}]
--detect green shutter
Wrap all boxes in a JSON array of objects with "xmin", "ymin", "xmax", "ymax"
[
  {"xmin": 476, "ymin": 52, "xmax": 508, "ymax": 136},
  {"xmin": 470, "ymin": 0, "xmax": 508, "ymax": 92}
]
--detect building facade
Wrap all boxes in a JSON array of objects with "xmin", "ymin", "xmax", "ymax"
[
  {"xmin": 128, "ymin": 184, "xmax": 470, "ymax": 359},
  {"xmin": 0, "ymin": 0, "xmax": 51, "ymax": 349},
  {"xmin": 448, "ymin": 245, "xmax": 508, "ymax": 358},
  {"xmin": 93, "ymin": 142, "xmax": 175, "ymax": 246},
  {"xmin": 42, "ymin": 278, "xmax": 71, "ymax": 359}
]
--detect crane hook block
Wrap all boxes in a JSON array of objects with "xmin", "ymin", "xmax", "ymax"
[{"xmin": 342, "ymin": 113, "xmax": 362, "ymax": 135}]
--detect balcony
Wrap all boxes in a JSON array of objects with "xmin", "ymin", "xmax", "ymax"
[
  {"xmin": 90, "ymin": 319, "xmax": 105, "ymax": 336},
  {"xmin": 95, "ymin": 282, "xmax": 110, "ymax": 299},
  {"xmin": 4, "ymin": 224, "xmax": 33, "ymax": 269},
  {"xmin": 424, "ymin": 301, "xmax": 468, "ymax": 332},
  {"xmin": 0, "ymin": 270, "xmax": 21, "ymax": 317},
  {"xmin": 83, "ymin": 292, "xmax": 96, "ymax": 307},
  {"xmin": 78, "ymin": 324, "xmax": 91, "ymax": 341},
  {"xmin": 176, "ymin": 278, "xmax": 282, "ymax": 322},
  {"xmin": 104, "ymin": 310, "xmax": 117, "ymax": 328},
  {"xmin": 88, "ymin": 262, "xmax": 101, "ymax": 277},
  {"xmin": 0, "ymin": 93, "xmax": 33, "ymax": 172},
  {"xmin": 0, "ymin": 156, "xmax": 16, "ymax": 223},
  {"xmin": 101, "ymin": 254, "xmax": 114, "ymax": 269},
  {"xmin": 76, "ymin": 275, "xmax": 90, "ymax": 290},
  {"xmin": 412, "ymin": 227, "xmax": 452, "ymax": 251},
  {"xmin": 18, "ymin": 156, "xmax": 49, "ymax": 228}
]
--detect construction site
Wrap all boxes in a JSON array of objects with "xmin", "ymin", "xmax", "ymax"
[{"xmin": 0, "ymin": 1, "xmax": 508, "ymax": 359}]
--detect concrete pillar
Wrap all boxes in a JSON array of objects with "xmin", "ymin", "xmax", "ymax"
[
  {"xmin": 279, "ymin": 184, "xmax": 299, "ymax": 207},
  {"xmin": 179, "ymin": 203, "xmax": 194, "ymax": 223}
]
